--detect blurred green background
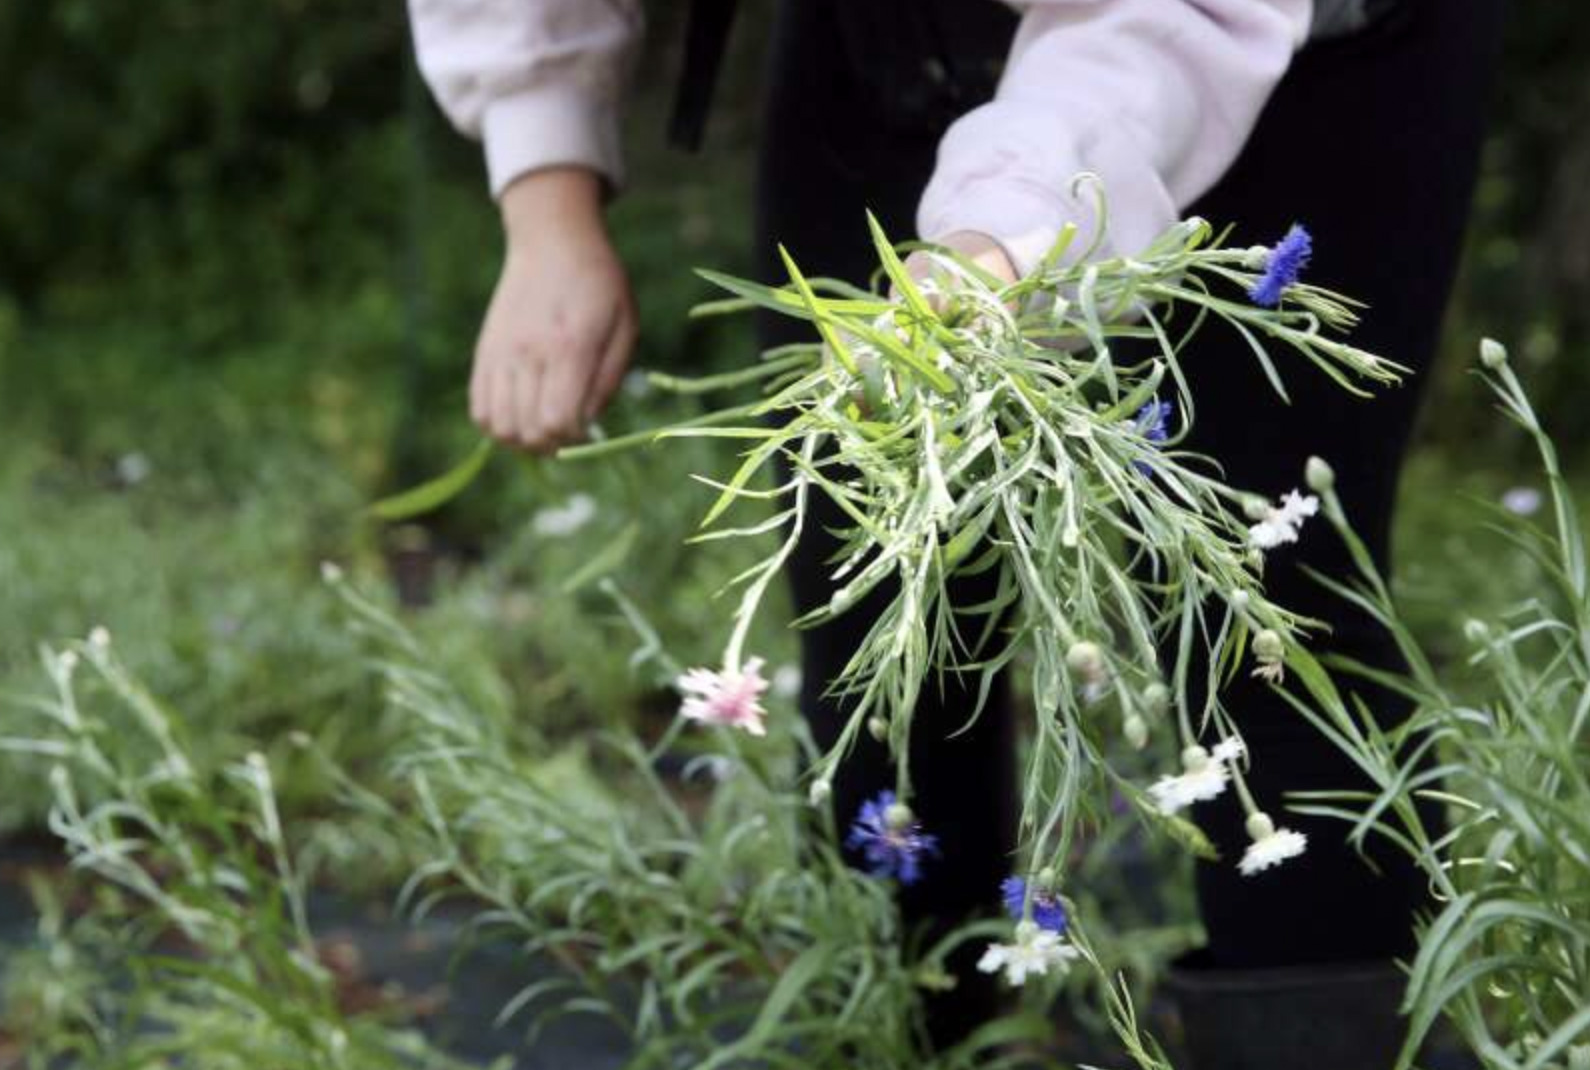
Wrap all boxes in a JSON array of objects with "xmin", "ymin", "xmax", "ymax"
[{"xmin": 0, "ymin": 1, "xmax": 1587, "ymax": 835}]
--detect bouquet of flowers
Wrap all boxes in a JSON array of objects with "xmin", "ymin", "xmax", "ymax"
[{"xmin": 563, "ymin": 192, "xmax": 1401, "ymax": 981}]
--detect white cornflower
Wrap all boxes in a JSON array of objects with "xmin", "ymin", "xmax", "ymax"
[
  {"xmin": 1248, "ymin": 490, "xmax": 1319, "ymax": 550},
  {"xmin": 977, "ymin": 922, "xmax": 1081, "ymax": 987},
  {"xmin": 1148, "ymin": 744, "xmax": 1234, "ymax": 815},
  {"xmin": 531, "ymin": 493, "xmax": 598, "ymax": 538},
  {"xmin": 1211, "ymin": 736, "xmax": 1246, "ymax": 765},
  {"xmin": 1239, "ymin": 811, "xmax": 1308, "ymax": 876}
]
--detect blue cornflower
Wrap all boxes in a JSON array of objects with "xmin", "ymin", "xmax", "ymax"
[
  {"xmin": 846, "ymin": 791, "xmax": 938, "ymax": 885},
  {"xmin": 1001, "ymin": 876, "xmax": 1069, "ymax": 934},
  {"xmin": 1248, "ymin": 223, "xmax": 1313, "ymax": 307},
  {"xmin": 1132, "ymin": 399, "xmax": 1174, "ymax": 476}
]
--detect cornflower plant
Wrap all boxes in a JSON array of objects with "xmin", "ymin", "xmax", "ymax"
[
  {"xmin": 562, "ymin": 194, "xmax": 1403, "ymax": 972},
  {"xmin": 1282, "ymin": 340, "xmax": 1590, "ymax": 1070},
  {"xmin": 0, "ymin": 629, "xmax": 468, "ymax": 1070},
  {"xmin": 323, "ymin": 569, "xmax": 1075, "ymax": 1068}
]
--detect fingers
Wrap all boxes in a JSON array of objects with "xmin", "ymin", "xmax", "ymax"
[
  {"xmin": 470, "ymin": 339, "xmax": 610, "ymax": 453},
  {"xmin": 537, "ymin": 325, "xmax": 608, "ymax": 448},
  {"xmin": 511, "ymin": 360, "xmax": 543, "ymax": 448},
  {"xmin": 583, "ymin": 310, "xmax": 636, "ymax": 425},
  {"xmin": 492, "ymin": 360, "xmax": 525, "ymax": 447}
]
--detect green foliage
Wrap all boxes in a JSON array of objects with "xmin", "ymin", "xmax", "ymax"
[
  {"xmin": 1286, "ymin": 343, "xmax": 1590, "ymax": 1069},
  {"xmin": 0, "ymin": 634, "xmax": 475, "ymax": 1069}
]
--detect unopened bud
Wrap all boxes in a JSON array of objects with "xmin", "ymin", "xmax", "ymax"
[
  {"xmin": 1036, "ymin": 866, "xmax": 1058, "ymax": 894},
  {"xmin": 1245, "ymin": 811, "xmax": 1276, "ymax": 841},
  {"xmin": 1479, "ymin": 338, "xmax": 1509, "ymax": 370},
  {"xmin": 1123, "ymin": 714, "xmax": 1149, "ymax": 750},
  {"xmin": 88, "ymin": 626, "xmax": 110, "ymax": 649},
  {"xmin": 1253, "ymin": 629, "xmax": 1284, "ymax": 663},
  {"xmin": 885, "ymin": 802, "xmax": 914, "ymax": 830},
  {"xmin": 1065, "ymin": 640, "xmax": 1104, "ymax": 678},
  {"xmin": 1142, "ymin": 683, "xmax": 1171, "ymax": 716},
  {"xmin": 1305, "ymin": 456, "xmax": 1335, "ymax": 494},
  {"xmin": 808, "ymin": 779, "xmax": 832, "ymax": 806},
  {"xmin": 1242, "ymin": 495, "xmax": 1271, "ymax": 522},
  {"xmin": 1182, "ymin": 745, "xmax": 1211, "ymax": 772},
  {"xmin": 1463, "ymin": 619, "xmax": 1489, "ymax": 645},
  {"xmin": 320, "ymin": 560, "xmax": 344, "ymax": 584},
  {"xmin": 1229, "ymin": 590, "xmax": 1251, "ymax": 612},
  {"xmin": 867, "ymin": 716, "xmax": 889, "ymax": 742}
]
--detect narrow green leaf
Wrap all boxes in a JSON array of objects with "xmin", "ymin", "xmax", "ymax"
[{"xmin": 369, "ymin": 437, "xmax": 494, "ymax": 521}]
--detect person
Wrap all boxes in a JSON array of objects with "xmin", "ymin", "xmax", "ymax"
[{"xmin": 406, "ymin": 0, "xmax": 1505, "ymax": 1064}]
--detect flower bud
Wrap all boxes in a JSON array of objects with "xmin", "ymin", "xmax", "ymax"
[
  {"xmin": 1242, "ymin": 495, "xmax": 1271, "ymax": 522},
  {"xmin": 320, "ymin": 560, "xmax": 344, "ymax": 584},
  {"xmin": 1253, "ymin": 629, "xmax": 1284, "ymax": 663},
  {"xmin": 1065, "ymin": 640, "xmax": 1104, "ymax": 678},
  {"xmin": 1182, "ymin": 745, "xmax": 1211, "ymax": 772},
  {"xmin": 1123, "ymin": 714, "xmax": 1149, "ymax": 750},
  {"xmin": 1479, "ymin": 338, "xmax": 1509, "ymax": 370},
  {"xmin": 885, "ymin": 802, "xmax": 915, "ymax": 831},
  {"xmin": 1245, "ymin": 811, "xmax": 1276, "ymax": 841},
  {"xmin": 1305, "ymin": 456, "xmax": 1335, "ymax": 494},
  {"xmin": 867, "ymin": 716, "xmax": 889, "ymax": 743},
  {"xmin": 1229, "ymin": 590, "xmax": 1251, "ymax": 612},
  {"xmin": 808, "ymin": 779, "xmax": 832, "ymax": 806},
  {"xmin": 1036, "ymin": 865, "xmax": 1058, "ymax": 893},
  {"xmin": 57, "ymin": 650, "xmax": 79, "ymax": 673},
  {"xmin": 1463, "ymin": 618, "xmax": 1489, "ymax": 645},
  {"xmin": 1142, "ymin": 683, "xmax": 1171, "ymax": 716},
  {"xmin": 88, "ymin": 626, "xmax": 110, "ymax": 650}
]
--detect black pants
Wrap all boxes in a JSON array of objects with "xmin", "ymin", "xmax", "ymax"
[{"xmin": 754, "ymin": 0, "xmax": 1503, "ymax": 987}]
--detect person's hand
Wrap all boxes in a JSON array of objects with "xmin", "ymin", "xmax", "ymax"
[
  {"xmin": 902, "ymin": 230, "xmax": 1019, "ymax": 303},
  {"xmin": 472, "ymin": 167, "xmax": 638, "ymax": 453}
]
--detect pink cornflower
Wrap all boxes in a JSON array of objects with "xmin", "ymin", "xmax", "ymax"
[{"xmin": 677, "ymin": 657, "xmax": 770, "ymax": 736}]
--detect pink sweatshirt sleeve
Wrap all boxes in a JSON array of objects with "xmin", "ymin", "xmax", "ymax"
[
  {"xmin": 407, "ymin": 0, "xmax": 643, "ymax": 196},
  {"xmin": 918, "ymin": 0, "xmax": 1313, "ymax": 274}
]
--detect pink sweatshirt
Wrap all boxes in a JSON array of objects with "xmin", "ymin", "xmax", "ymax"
[{"xmin": 407, "ymin": 0, "xmax": 1313, "ymax": 272}]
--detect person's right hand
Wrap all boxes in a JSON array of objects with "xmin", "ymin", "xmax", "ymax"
[{"xmin": 472, "ymin": 167, "xmax": 638, "ymax": 453}]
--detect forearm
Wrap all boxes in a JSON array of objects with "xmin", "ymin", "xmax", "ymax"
[
  {"xmin": 407, "ymin": 0, "xmax": 643, "ymax": 195},
  {"xmin": 500, "ymin": 168, "xmax": 606, "ymax": 250},
  {"xmin": 918, "ymin": 0, "xmax": 1311, "ymax": 273}
]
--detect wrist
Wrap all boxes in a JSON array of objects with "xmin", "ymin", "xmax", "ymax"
[{"xmin": 500, "ymin": 167, "xmax": 606, "ymax": 248}]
